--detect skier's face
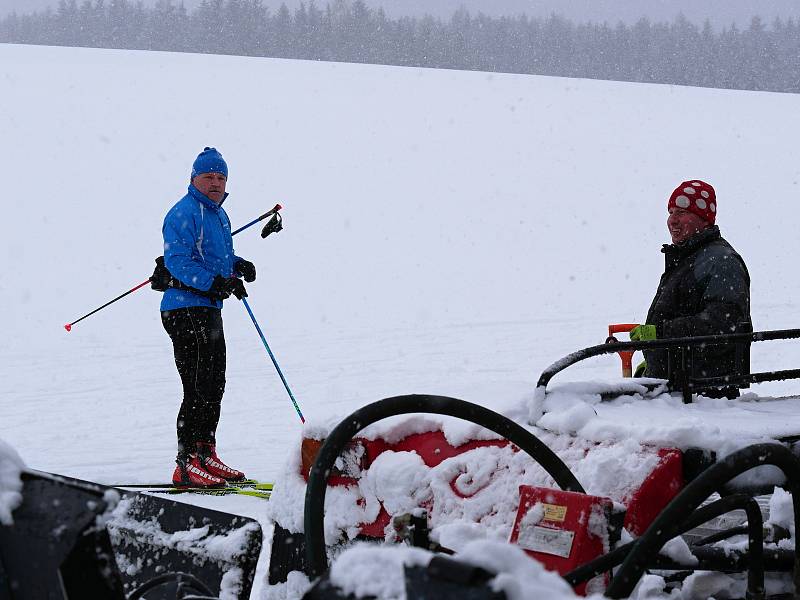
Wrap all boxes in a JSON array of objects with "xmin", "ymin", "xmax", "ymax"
[
  {"xmin": 667, "ymin": 207, "xmax": 708, "ymax": 244},
  {"xmin": 193, "ymin": 172, "xmax": 227, "ymax": 204}
]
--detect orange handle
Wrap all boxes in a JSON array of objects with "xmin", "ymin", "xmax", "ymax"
[
  {"xmin": 608, "ymin": 323, "xmax": 640, "ymax": 336},
  {"xmin": 607, "ymin": 323, "xmax": 640, "ymax": 377}
]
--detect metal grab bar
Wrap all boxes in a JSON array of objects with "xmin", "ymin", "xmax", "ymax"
[{"xmin": 535, "ymin": 328, "xmax": 800, "ymax": 404}]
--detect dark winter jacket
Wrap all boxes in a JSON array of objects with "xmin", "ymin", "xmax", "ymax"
[
  {"xmin": 643, "ymin": 226, "xmax": 751, "ymax": 381},
  {"xmin": 160, "ymin": 185, "xmax": 243, "ymax": 311}
]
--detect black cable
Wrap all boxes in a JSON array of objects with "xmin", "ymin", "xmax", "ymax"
[
  {"xmin": 668, "ymin": 497, "xmax": 764, "ymax": 600},
  {"xmin": 649, "ymin": 545, "xmax": 793, "ymax": 573},
  {"xmin": 565, "ymin": 494, "xmax": 760, "ymax": 586},
  {"xmin": 662, "ymin": 571, "xmax": 694, "ymax": 584},
  {"xmin": 126, "ymin": 572, "xmax": 215, "ymax": 600},
  {"xmin": 605, "ymin": 444, "xmax": 800, "ymax": 599},
  {"xmin": 303, "ymin": 394, "xmax": 584, "ymax": 578},
  {"xmin": 692, "ymin": 525, "xmax": 749, "ymax": 546},
  {"xmin": 178, "ymin": 580, "xmax": 218, "ymax": 600}
]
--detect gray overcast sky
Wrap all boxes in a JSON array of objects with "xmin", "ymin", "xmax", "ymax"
[{"xmin": 4, "ymin": 0, "xmax": 800, "ymax": 27}]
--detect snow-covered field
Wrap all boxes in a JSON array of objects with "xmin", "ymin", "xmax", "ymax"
[{"xmin": 2, "ymin": 43, "xmax": 800, "ymax": 598}]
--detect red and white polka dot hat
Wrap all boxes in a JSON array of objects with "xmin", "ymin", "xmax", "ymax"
[{"xmin": 668, "ymin": 180, "xmax": 716, "ymax": 224}]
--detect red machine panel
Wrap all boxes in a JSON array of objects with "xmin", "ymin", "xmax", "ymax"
[
  {"xmin": 623, "ymin": 448, "xmax": 683, "ymax": 536},
  {"xmin": 510, "ymin": 486, "xmax": 615, "ymax": 595}
]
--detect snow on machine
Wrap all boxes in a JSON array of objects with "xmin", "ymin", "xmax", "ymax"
[
  {"xmin": 267, "ymin": 324, "xmax": 800, "ymax": 599},
  {"xmin": 0, "ymin": 470, "xmax": 263, "ymax": 599}
]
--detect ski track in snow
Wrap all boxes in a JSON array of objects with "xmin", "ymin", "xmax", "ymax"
[{"xmin": 3, "ymin": 43, "xmax": 800, "ymax": 598}]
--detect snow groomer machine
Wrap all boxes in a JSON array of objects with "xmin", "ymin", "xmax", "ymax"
[{"xmin": 273, "ymin": 325, "xmax": 800, "ymax": 599}]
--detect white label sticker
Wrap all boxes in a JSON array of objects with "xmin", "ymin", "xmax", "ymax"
[{"xmin": 517, "ymin": 525, "xmax": 575, "ymax": 558}]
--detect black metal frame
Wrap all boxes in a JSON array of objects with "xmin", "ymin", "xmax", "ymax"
[
  {"xmin": 536, "ymin": 328, "xmax": 800, "ymax": 403},
  {"xmin": 605, "ymin": 443, "xmax": 800, "ymax": 598},
  {"xmin": 565, "ymin": 493, "xmax": 766, "ymax": 599}
]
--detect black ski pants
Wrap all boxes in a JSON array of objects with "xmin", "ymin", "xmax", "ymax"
[{"xmin": 161, "ymin": 306, "xmax": 226, "ymax": 457}]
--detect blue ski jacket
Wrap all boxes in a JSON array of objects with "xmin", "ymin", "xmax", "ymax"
[{"xmin": 160, "ymin": 184, "xmax": 244, "ymax": 311}]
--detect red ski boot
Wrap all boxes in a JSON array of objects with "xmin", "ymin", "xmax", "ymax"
[
  {"xmin": 196, "ymin": 442, "xmax": 246, "ymax": 482},
  {"xmin": 172, "ymin": 454, "xmax": 226, "ymax": 488}
]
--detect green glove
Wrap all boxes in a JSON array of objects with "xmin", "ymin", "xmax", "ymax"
[
  {"xmin": 633, "ymin": 360, "xmax": 648, "ymax": 378},
  {"xmin": 630, "ymin": 324, "xmax": 657, "ymax": 341}
]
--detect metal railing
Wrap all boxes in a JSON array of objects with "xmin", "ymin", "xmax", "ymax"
[{"xmin": 536, "ymin": 328, "xmax": 800, "ymax": 403}]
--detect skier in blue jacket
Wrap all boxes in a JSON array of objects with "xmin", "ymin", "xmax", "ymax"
[{"xmin": 161, "ymin": 148, "xmax": 256, "ymax": 487}]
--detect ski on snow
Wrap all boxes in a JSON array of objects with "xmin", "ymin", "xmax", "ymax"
[
  {"xmin": 150, "ymin": 487, "xmax": 272, "ymax": 500},
  {"xmin": 113, "ymin": 479, "xmax": 273, "ymax": 500}
]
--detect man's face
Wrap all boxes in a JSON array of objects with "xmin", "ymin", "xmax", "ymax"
[
  {"xmin": 667, "ymin": 207, "xmax": 709, "ymax": 244},
  {"xmin": 193, "ymin": 172, "xmax": 227, "ymax": 204}
]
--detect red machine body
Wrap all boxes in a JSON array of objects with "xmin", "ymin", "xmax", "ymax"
[
  {"xmin": 623, "ymin": 448, "xmax": 684, "ymax": 535},
  {"xmin": 301, "ymin": 433, "xmax": 685, "ymax": 559},
  {"xmin": 301, "ymin": 431, "xmax": 509, "ymax": 483}
]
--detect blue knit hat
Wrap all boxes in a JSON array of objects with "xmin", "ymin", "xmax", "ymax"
[{"xmin": 191, "ymin": 147, "xmax": 228, "ymax": 179}]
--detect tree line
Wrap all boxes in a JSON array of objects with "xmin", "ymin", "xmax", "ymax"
[{"xmin": 2, "ymin": 0, "xmax": 799, "ymax": 93}]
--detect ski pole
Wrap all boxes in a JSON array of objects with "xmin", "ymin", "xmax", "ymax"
[
  {"xmin": 241, "ymin": 296, "xmax": 306, "ymax": 424},
  {"xmin": 232, "ymin": 204, "xmax": 282, "ymax": 235},
  {"xmin": 64, "ymin": 279, "xmax": 152, "ymax": 331},
  {"xmin": 64, "ymin": 204, "xmax": 282, "ymax": 332}
]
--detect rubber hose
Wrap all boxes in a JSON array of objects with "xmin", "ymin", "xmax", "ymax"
[
  {"xmin": 649, "ymin": 545, "xmax": 791, "ymax": 572},
  {"xmin": 566, "ymin": 494, "xmax": 759, "ymax": 585},
  {"xmin": 692, "ymin": 525, "xmax": 749, "ymax": 546},
  {"xmin": 303, "ymin": 394, "xmax": 584, "ymax": 578},
  {"xmin": 606, "ymin": 443, "xmax": 800, "ymax": 599}
]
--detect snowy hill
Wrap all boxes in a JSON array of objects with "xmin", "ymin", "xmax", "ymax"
[{"xmin": 2, "ymin": 42, "xmax": 800, "ymax": 597}]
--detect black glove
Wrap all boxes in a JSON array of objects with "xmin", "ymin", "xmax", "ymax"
[
  {"xmin": 207, "ymin": 276, "xmax": 230, "ymax": 301},
  {"xmin": 234, "ymin": 258, "xmax": 256, "ymax": 283},
  {"xmin": 209, "ymin": 275, "xmax": 248, "ymax": 300},
  {"xmin": 260, "ymin": 213, "xmax": 283, "ymax": 238},
  {"xmin": 150, "ymin": 256, "xmax": 172, "ymax": 291},
  {"xmin": 153, "ymin": 257, "xmax": 235, "ymax": 300}
]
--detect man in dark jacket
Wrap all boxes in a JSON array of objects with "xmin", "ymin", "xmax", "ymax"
[
  {"xmin": 160, "ymin": 148, "xmax": 256, "ymax": 487},
  {"xmin": 631, "ymin": 180, "xmax": 751, "ymax": 396}
]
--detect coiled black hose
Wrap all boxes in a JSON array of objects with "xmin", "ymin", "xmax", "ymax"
[
  {"xmin": 303, "ymin": 394, "xmax": 584, "ymax": 578},
  {"xmin": 606, "ymin": 443, "xmax": 800, "ymax": 599},
  {"xmin": 566, "ymin": 494, "xmax": 764, "ymax": 599}
]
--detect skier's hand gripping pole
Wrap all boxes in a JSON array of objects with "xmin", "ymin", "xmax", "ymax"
[
  {"xmin": 240, "ymin": 297, "xmax": 306, "ymax": 424},
  {"xmin": 64, "ymin": 204, "xmax": 283, "ymax": 332}
]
